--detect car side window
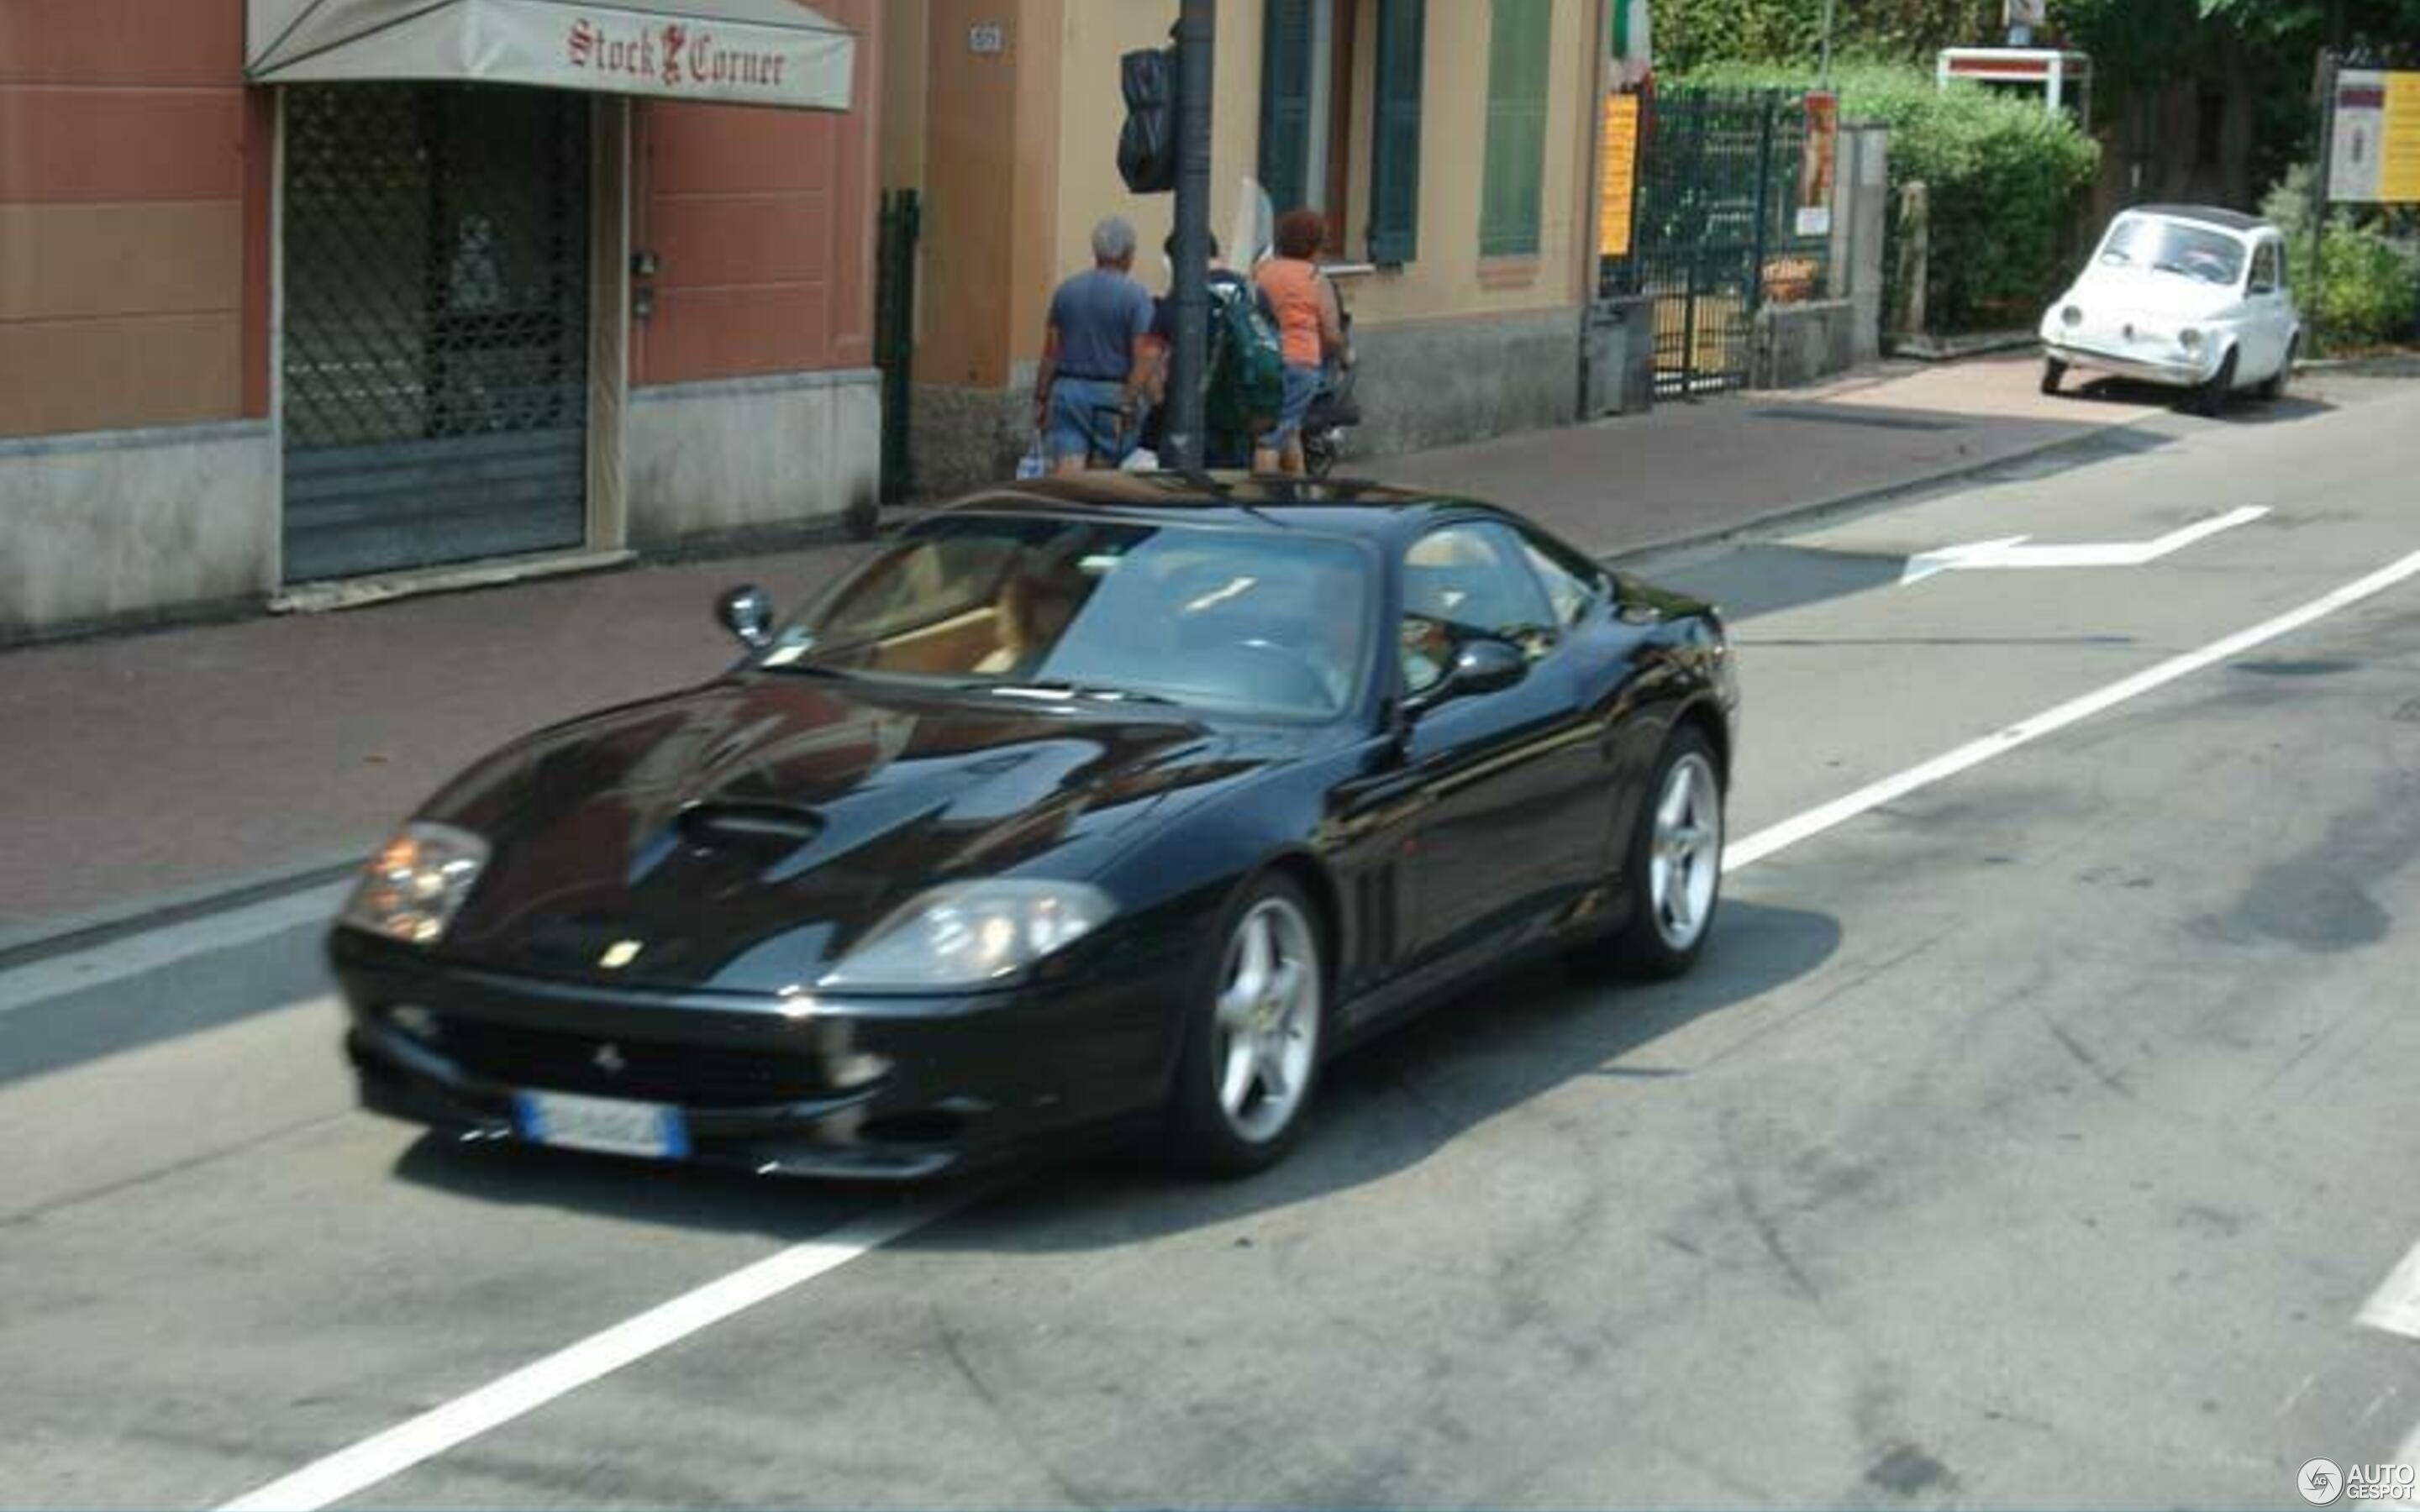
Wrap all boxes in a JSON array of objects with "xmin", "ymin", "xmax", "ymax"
[
  {"xmin": 2249, "ymin": 241, "xmax": 2280, "ymax": 294},
  {"xmin": 1517, "ymin": 531, "xmax": 1611, "ymax": 627},
  {"xmin": 1400, "ymin": 523, "xmax": 1559, "ymax": 696}
]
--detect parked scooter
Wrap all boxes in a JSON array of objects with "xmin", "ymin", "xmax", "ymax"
[{"xmin": 1301, "ymin": 305, "xmax": 1360, "ymax": 480}]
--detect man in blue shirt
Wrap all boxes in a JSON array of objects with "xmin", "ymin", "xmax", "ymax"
[{"xmin": 1034, "ymin": 217, "xmax": 1155, "ymax": 475}]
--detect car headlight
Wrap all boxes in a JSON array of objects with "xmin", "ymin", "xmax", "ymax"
[
  {"xmin": 819, "ymin": 880, "xmax": 1113, "ymax": 990},
  {"xmin": 340, "ymin": 822, "xmax": 490, "ymax": 946},
  {"xmin": 2178, "ymin": 327, "xmax": 2203, "ymax": 352},
  {"xmin": 2061, "ymin": 304, "xmax": 2084, "ymax": 328}
]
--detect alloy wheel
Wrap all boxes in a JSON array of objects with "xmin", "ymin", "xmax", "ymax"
[
  {"xmin": 1649, "ymin": 752, "xmax": 1723, "ymax": 952},
  {"xmin": 1211, "ymin": 897, "xmax": 1321, "ymax": 1143}
]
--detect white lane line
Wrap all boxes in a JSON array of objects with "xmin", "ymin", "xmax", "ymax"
[
  {"xmin": 218, "ymin": 542, "xmax": 2420, "ymax": 1510},
  {"xmin": 2359, "ymin": 1240, "xmax": 2420, "ymax": 1342},
  {"xmin": 218, "ymin": 1199, "xmax": 955, "ymax": 1512},
  {"xmin": 0, "ymin": 883, "xmax": 350, "ymax": 1018},
  {"xmin": 1726, "ymin": 545, "xmax": 2420, "ymax": 872}
]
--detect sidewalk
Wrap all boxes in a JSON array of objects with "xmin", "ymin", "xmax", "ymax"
[{"xmin": 0, "ymin": 353, "xmax": 2151, "ymax": 957}]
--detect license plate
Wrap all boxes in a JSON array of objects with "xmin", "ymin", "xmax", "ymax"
[{"xmin": 513, "ymin": 1089, "xmax": 691, "ymax": 1160}]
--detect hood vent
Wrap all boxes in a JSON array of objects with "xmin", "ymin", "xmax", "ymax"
[{"xmin": 677, "ymin": 801, "xmax": 826, "ymax": 855}]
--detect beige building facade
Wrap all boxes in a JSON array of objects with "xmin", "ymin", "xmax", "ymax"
[{"xmin": 882, "ymin": 0, "xmax": 1613, "ymax": 492}]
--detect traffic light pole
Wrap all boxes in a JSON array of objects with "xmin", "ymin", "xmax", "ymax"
[{"xmin": 1165, "ymin": 0, "xmax": 1216, "ymax": 471}]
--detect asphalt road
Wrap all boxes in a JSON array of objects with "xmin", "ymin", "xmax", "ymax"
[{"xmin": 6, "ymin": 374, "xmax": 2419, "ymax": 1510}]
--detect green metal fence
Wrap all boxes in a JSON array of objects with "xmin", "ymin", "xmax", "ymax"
[{"xmin": 1604, "ymin": 89, "xmax": 1831, "ymax": 399}]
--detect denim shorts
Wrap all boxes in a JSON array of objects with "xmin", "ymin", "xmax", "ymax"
[
  {"xmin": 1265, "ymin": 362, "xmax": 1323, "ymax": 448},
  {"xmin": 1049, "ymin": 377, "xmax": 1131, "ymax": 466}
]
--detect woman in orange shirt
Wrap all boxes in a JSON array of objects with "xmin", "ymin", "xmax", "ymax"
[{"xmin": 1254, "ymin": 209, "xmax": 1350, "ymax": 475}]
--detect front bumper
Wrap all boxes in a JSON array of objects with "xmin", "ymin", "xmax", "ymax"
[
  {"xmin": 334, "ymin": 929, "xmax": 1186, "ymax": 1181},
  {"xmin": 2042, "ymin": 337, "xmax": 2217, "ymax": 387}
]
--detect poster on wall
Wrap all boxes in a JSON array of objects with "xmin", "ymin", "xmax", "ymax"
[
  {"xmin": 1599, "ymin": 92, "xmax": 1642, "ymax": 259},
  {"xmin": 1796, "ymin": 91, "xmax": 1839, "ymax": 237},
  {"xmin": 2330, "ymin": 69, "xmax": 2420, "ymax": 203}
]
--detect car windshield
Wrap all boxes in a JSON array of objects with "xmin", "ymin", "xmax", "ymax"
[
  {"xmin": 2096, "ymin": 217, "xmax": 2248, "ymax": 286},
  {"xmin": 762, "ymin": 514, "xmax": 1374, "ymax": 721}
]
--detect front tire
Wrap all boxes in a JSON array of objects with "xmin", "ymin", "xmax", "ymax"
[
  {"xmin": 2040, "ymin": 357, "xmax": 2067, "ymax": 396},
  {"xmin": 2192, "ymin": 349, "xmax": 2238, "ymax": 417},
  {"xmin": 1166, "ymin": 874, "xmax": 1327, "ymax": 1175},
  {"xmin": 1580, "ymin": 726, "xmax": 1725, "ymax": 979}
]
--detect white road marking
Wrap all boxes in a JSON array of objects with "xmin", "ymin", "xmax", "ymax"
[
  {"xmin": 213, "ymin": 542, "xmax": 2420, "ymax": 1509},
  {"xmin": 1729, "ymin": 543, "xmax": 2420, "ymax": 871},
  {"xmin": 0, "ymin": 883, "xmax": 350, "ymax": 1018},
  {"xmin": 218, "ymin": 1199, "xmax": 956, "ymax": 1512},
  {"xmin": 1898, "ymin": 504, "xmax": 2270, "ymax": 584},
  {"xmin": 2359, "ymin": 1240, "xmax": 2420, "ymax": 1342}
]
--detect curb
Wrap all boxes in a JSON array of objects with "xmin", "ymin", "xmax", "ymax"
[
  {"xmin": 0, "ymin": 412, "xmax": 2154, "ymax": 972},
  {"xmin": 0, "ymin": 853, "xmax": 366, "ymax": 974},
  {"xmin": 1886, "ymin": 330, "xmax": 2041, "ymax": 362},
  {"xmin": 2297, "ymin": 352, "xmax": 2420, "ymax": 378},
  {"xmin": 1600, "ymin": 413, "xmax": 2149, "ymax": 573}
]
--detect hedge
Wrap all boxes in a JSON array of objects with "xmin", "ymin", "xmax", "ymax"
[
  {"xmin": 2260, "ymin": 165, "xmax": 2420, "ymax": 349},
  {"xmin": 1678, "ymin": 62, "xmax": 2101, "ymax": 333}
]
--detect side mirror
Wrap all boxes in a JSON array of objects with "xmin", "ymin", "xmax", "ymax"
[
  {"xmin": 1405, "ymin": 637, "xmax": 1527, "ymax": 718},
  {"xmin": 716, "ymin": 585, "xmax": 775, "ymax": 649}
]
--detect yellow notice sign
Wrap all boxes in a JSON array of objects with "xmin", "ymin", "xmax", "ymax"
[
  {"xmin": 1600, "ymin": 92, "xmax": 1642, "ymax": 258},
  {"xmin": 2385, "ymin": 71, "xmax": 2420, "ymax": 202}
]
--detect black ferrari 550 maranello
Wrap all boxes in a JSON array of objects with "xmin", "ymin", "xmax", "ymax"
[{"xmin": 334, "ymin": 475, "xmax": 1738, "ymax": 1179}]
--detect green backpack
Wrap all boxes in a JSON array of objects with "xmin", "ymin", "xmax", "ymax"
[{"xmin": 1206, "ymin": 279, "xmax": 1286, "ymax": 439}]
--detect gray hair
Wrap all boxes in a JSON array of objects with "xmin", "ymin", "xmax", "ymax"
[{"xmin": 1091, "ymin": 215, "xmax": 1138, "ymax": 265}]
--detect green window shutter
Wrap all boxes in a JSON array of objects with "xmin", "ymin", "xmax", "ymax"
[
  {"xmin": 1259, "ymin": 0, "xmax": 1314, "ymax": 214},
  {"xmin": 1481, "ymin": 0, "xmax": 1551, "ymax": 258},
  {"xmin": 1368, "ymin": 0, "xmax": 1426, "ymax": 265}
]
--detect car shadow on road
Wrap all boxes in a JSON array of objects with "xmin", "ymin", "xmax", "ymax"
[
  {"xmin": 387, "ymin": 900, "xmax": 1840, "ymax": 1247},
  {"xmin": 2065, "ymin": 375, "xmax": 2338, "ymax": 426},
  {"xmin": 2210, "ymin": 392, "xmax": 2338, "ymax": 426}
]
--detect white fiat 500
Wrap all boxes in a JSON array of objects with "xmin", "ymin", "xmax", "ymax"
[{"xmin": 2039, "ymin": 205, "xmax": 2302, "ymax": 414}]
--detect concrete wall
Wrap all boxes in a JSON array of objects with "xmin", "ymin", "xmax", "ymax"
[
  {"xmin": 625, "ymin": 370, "xmax": 881, "ymax": 545},
  {"xmin": 1582, "ymin": 295, "xmax": 1655, "ymax": 418},
  {"xmin": 1827, "ymin": 123, "xmax": 1889, "ymax": 368},
  {"xmin": 0, "ymin": 422, "xmax": 276, "ymax": 638},
  {"xmin": 1751, "ymin": 298, "xmax": 1856, "ymax": 390},
  {"xmin": 908, "ymin": 381, "xmax": 1028, "ymax": 501},
  {"xmin": 0, "ymin": 0, "xmax": 269, "ymax": 438},
  {"xmin": 1347, "ymin": 307, "xmax": 1581, "ymax": 457}
]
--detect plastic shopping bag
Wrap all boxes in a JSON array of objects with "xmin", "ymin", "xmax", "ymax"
[{"xmin": 1014, "ymin": 430, "xmax": 1047, "ymax": 480}]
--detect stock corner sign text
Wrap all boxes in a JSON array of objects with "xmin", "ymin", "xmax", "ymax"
[{"xmin": 566, "ymin": 15, "xmax": 792, "ymax": 93}]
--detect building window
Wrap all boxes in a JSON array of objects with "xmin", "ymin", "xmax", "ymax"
[
  {"xmin": 1259, "ymin": 0, "xmax": 1358, "ymax": 254},
  {"xmin": 1481, "ymin": 0, "xmax": 1552, "ymax": 259}
]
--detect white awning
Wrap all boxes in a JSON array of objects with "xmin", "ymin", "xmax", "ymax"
[{"xmin": 247, "ymin": 0, "xmax": 855, "ymax": 110}]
